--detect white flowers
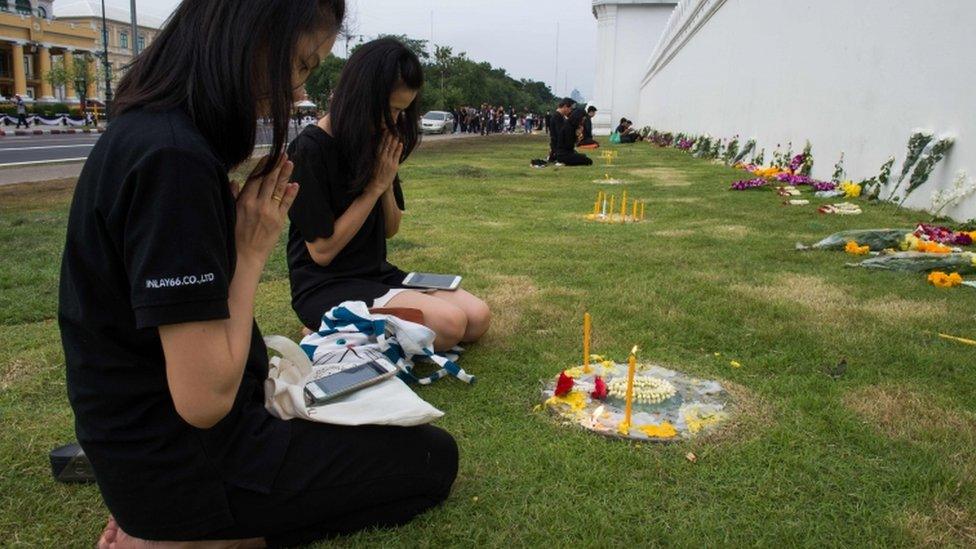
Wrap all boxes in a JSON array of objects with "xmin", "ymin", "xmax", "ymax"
[
  {"xmin": 931, "ymin": 170, "xmax": 976, "ymax": 217},
  {"xmin": 607, "ymin": 376, "xmax": 677, "ymax": 404}
]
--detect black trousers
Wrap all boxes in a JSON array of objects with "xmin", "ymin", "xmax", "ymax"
[
  {"xmin": 555, "ymin": 151, "xmax": 593, "ymax": 166},
  {"xmin": 16, "ymin": 113, "xmax": 30, "ymax": 128},
  {"xmin": 203, "ymin": 421, "xmax": 459, "ymax": 548}
]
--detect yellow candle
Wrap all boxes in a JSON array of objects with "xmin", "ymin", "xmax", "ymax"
[
  {"xmin": 593, "ymin": 193, "xmax": 600, "ymax": 215},
  {"xmin": 623, "ymin": 349, "xmax": 637, "ymax": 430},
  {"xmin": 583, "ymin": 313, "xmax": 592, "ymax": 373},
  {"xmin": 632, "ymin": 199, "xmax": 638, "ymax": 220},
  {"xmin": 621, "ymin": 190, "xmax": 627, "ymax": 217},
  {"xmin": 641, "ymin": 201, "xmax": 646, "ymax": 220},
  {"xmin": 609, "ymin": 195, "xmax": 615, "ymax": 220}
]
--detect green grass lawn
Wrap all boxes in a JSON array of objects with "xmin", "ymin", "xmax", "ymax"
[{"xmin": 2, "ymin": 135, "xmax": 975, "ymax": 546}]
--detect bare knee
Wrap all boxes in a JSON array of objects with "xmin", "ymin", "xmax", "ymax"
[
  {"xmin": 462, "ymin": 299, "xmax": 491, "ymax": 342},
  {"xmin": 431, "ymin": 305, "xmax": 467, "ymax": 351}
]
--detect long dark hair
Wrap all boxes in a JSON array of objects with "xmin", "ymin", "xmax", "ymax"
[
  {"xmin": 114, "ymin": 0, "xmax": 345, "ymax": 173},
  {"xmin": 329, "ymin": 38, "xmax": 423, "ymax": 194}
]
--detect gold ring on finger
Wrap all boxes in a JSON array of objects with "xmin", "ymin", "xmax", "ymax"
[{"xmin": 272, "ymin": 194, "xmax": 283, "ymax": 203}]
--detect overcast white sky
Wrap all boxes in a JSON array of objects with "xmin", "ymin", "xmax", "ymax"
[{"xmin": 105, "ymin": 0, "xmax": 597, "ymax": 99}]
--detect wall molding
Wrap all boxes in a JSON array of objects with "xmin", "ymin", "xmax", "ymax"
[{"xmin": 641, "ymin": 0, "xmax": 728, "ymax": 86}]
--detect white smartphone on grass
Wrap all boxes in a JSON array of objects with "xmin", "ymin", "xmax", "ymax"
[{"xmin": 402, "ymin": 272, "xmax": 462, "ymax": 291}]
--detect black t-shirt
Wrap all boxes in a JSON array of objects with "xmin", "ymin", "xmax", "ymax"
[
  {"xmin": 583, "ymin": 116, "xmax": 594, "ymax": 141},
  {"xmin": 615, "ymin": 123, "xmax": 627, "ymax": 134},
  {"xmin": 58, "ymin": 108, "xmax": 290, "ymax": 539},
  {"xmin": 286, "ymin": 125, "xmax": 405, "ymax": 317},
  {"xmin": 549, "ymin": 112, "xmax": 565, "ymax": 151},
  {"xmin": 556, "ymin": 118, "xmax": 579, "ymax": 153}
]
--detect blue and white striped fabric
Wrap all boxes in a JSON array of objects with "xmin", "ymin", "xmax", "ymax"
[{"xmin": 300, "ymin": 301, "xmax": 476, "ymax": 385}]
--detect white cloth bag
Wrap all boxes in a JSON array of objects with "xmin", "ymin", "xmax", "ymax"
[{"xmin": 263, "ymin": 334, "xmax": 444, "ymax": 427}]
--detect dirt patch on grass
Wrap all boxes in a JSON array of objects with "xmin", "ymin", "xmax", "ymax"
[
  {"xmin": 693, "ymin": 380, "xmax": 776, "ymax": 446},
  {"xmin": 843, "ymin": 385, "xmax": 976, "ymax": 443},
  {"xmin": 0, "ymin": 178, "xmax": 77, "ymax": 212},
  {"xmin": 482, "ymin": 275, "xmax": 539, "ymax": 344},
  {"xmin": 1, "ymin": 357, "xmax": 34, "ymax": 391},
  {"xmin": 733, "ymin": 273, "xmax": 941, "ymax": 323},
  {"xmin": 476, "ymin": 220, "xmax": 511, "ymax": 228},
  {"xmin": 627, "ymin": 167, "xmax": 691, "ymax": 187},
  {"xmin": 712, "ymin": 225, "xmax": 751, "ymax": 238},
  {"xmin": 846, "ymin": 385, "xmax": 976, "ymax": 546},
  {"xmin": 651, "ymin": 229, "xmax": 697, "ymax": 238},
  {"xmin": 901, "ymin": 501, "xmax": 976, "ymax": 547}
]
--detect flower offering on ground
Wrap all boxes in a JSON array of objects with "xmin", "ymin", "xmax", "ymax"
[
  {"xmin": 840, "ymin": 181, "xmax": 862, "ymax": 198},
  {"xmin": 914, "ymin": 224, "xmax": 974, "ymax": 246},
  {"xmin": 845, "ymin": 241, "xmax": 871, "ymax": 255},
  {"xmin": 541, "ymin": 361, "xmax": 732, "ymax": 442},
  {"xmin": 731, "ymin": 178, "xmax": 767, "ymax": 191},
  {"xmin": 928, "ymin": 271, "xmax": 964, "ymax": 288}
]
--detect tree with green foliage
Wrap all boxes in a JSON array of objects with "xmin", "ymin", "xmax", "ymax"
[
  {"xmin": 45, "ymin": 55, "xmax": 100, "ymax": 104},
  {"xmin": 304, "ymin": 35, "xmax": 557, "ymax": 115}
]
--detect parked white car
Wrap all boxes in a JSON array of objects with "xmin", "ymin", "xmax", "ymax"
[{"xmin": 420, "ymin": 111, "xmax": 455, "ymax": 134}]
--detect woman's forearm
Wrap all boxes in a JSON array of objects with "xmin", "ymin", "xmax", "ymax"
[
  {"xmin": 381, "ymin": 187, "xmax": 402, "ymax": 238},
  {"xmin": 307, "ymin": 186, "xmax": 383, "ymax": 264},
  {"xmin": 159, "ymin": 253, "xmax": 265, "ymax": 429}
]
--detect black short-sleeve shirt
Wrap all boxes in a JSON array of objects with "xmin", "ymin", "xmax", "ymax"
[
  {"xmin": 286, "ymin": 125, "xmax": 406, "ymax": 324},
  {"xmin": 549, "ymin": 112, "xmax": 564, "ymax": 151},
  {"xmin": 58, "ymin": 108, "xmax": 290, "ymax": 539}
]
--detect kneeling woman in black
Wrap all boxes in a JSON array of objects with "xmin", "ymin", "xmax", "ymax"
[
  {"xmin": 554, "ymin": 108, "xmax": 595, "ymax": 166},
  {"xmin": 287, "ymin": 38, "xmax": 491, "ymax": 352},
  {"xmin": 59, "ymin": 2, "xmax": 457, "ymax": 547}
]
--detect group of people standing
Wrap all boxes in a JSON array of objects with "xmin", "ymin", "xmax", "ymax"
[{"xmin": 451, "ymin": 105, "xmax": 544, "ymax": 136}]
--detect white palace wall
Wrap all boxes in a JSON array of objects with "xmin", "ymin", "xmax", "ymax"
[
  {"xmin": 591, "ymin": 1, "xmax": 677, "ymax": 135},
  {"xmin": 636, "ymin": 0, "xmax": 976, "ymax": 219}
]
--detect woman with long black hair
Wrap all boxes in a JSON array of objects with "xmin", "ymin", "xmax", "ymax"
[
  {"xmin": 59, "ymin": 2, "xmax": 457, "ymax": 547},
  {"xmin": 287, "ymin": 38, "xmax": 491, "ymax": 352}
]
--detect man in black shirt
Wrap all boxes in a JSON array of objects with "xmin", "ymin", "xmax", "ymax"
[{"xmin": 548, "ymin": 97, "xmax": 576, "ymax": 162}]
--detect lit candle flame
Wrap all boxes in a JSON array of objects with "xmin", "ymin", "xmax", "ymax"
[{"xmin": 630, "ymin": 345, "xmax": 640, "ymax": 355}]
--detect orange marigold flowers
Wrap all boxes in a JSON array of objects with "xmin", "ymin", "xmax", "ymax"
[
  {"xmin": 928, "ymin": 271, "xmax": 963, "ymax": 288},
  {"xmin": 917, "ymin": 241, "xmax": 952, "ymax": 254},
  {"xmin": 845, "ymin": 241, "xmax": 870, "ymax": 255}
]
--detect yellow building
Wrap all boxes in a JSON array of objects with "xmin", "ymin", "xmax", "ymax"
[
  {"xmin": 54, "ymin": 0, "xmax": 163, "ymax": 101},
  {"xmin": 0, "ymin": 0, "xmax": 98, "ymax": 103}
]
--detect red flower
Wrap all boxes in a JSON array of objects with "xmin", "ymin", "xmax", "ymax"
[
  {"xmin": 591, "ymin": 376, "xmax": 608, "ymax": 400},
  {"xmin": 554, "ymin": 371, "xmax": 574, "ymax": 397}
]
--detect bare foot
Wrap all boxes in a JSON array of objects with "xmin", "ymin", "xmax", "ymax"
[
  {"xmin": 97, "ymin": 515, "xmax": 265, "ymax": 548},
  {"xmin": 301, "ymin": 327, "xmax": 313, "ymax": 337},
  {"xmin": 97, "ymin": 516, "xmax": 120, "ymax": 548}
]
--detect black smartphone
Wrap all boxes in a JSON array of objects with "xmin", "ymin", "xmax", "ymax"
[{"xmin": 303, "ymin": 360, "xmax": 398, "ymax": 406}]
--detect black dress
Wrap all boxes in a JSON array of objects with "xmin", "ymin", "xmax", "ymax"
[
  {"xmin": 287, "ymin": 125, "xmax": 409, "ymax": 330},
  {"xmin": 578, "ymin": 116, "xmax": 599, "ymax": 148}
]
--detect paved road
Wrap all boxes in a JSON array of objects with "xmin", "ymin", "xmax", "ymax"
[
  {"xmin": 0, "ymin": 129, "xmax": 480, "ymax": 186},
  {"xmin": 0, "ymin": 125, "xmax": 299, "ymax": 166}
]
